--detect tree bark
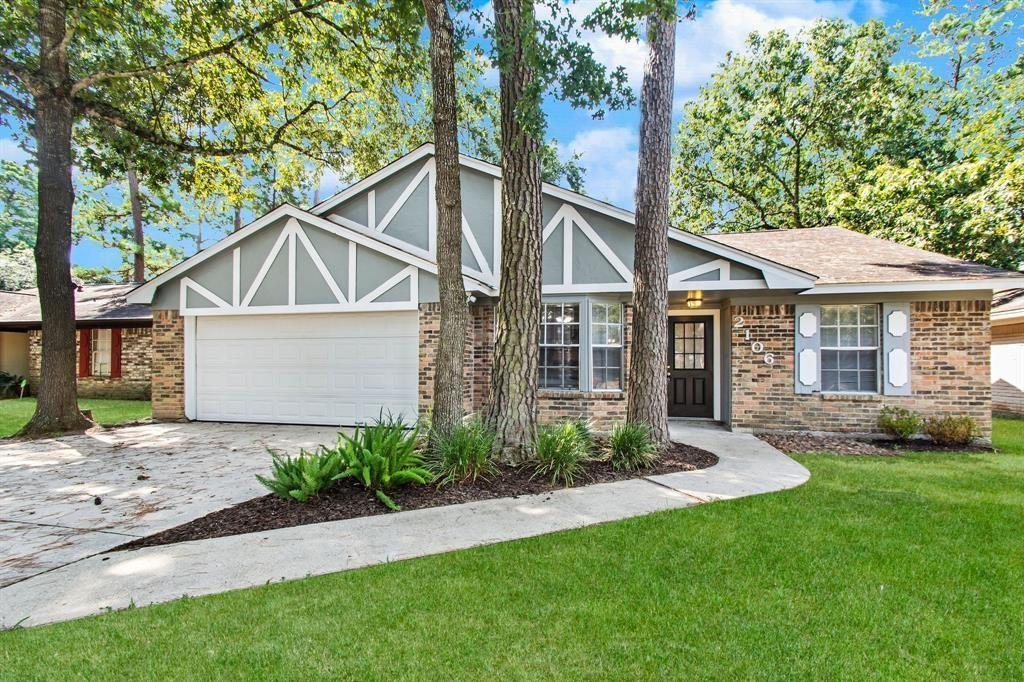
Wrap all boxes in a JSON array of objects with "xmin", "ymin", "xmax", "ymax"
[
  {"xmin": 233, "ymin": 204, "xmax": 242, "ymax": 233},
  {"xmin": 627, "ymin": 11, "xmax": 675, "ymax": 447},
  {"xmin": 485, "ymin": 0, "xmax": 543, "ymax": 463},
  {"xmin": 126, "ymin": 159, "xmax": 145, "ymax": 283},
  {"xmin": 20, "ymin": 0, "xmax": 92, "ymax": 436},
  {"xmin": 423, "ymin": 0, "xmax": 468, "ymax": 441}
]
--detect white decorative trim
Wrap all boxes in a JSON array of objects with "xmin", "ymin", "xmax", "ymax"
[
  {"xmin": 287, "ymin": 229, "xmax": 296, "ymax": 306},
  {"xmin": 181, "ymin": 278, "xmax": 231, "ymax": 309},
  {"xmin": 309, "ymin": 144, "xmax": 434, "ymax": 215},
  {"xmin": 667, "ymin": 307, "xmax": 721, "ymax": 421},
  {"xmin": 294, "ymin": 225, "xmax": 346, "ymax": 303},
  {"xmin": 542, "ymin": 205, "xmax": 568, "ymax": 241},
  {"xmin": 348, "ymin": 241, "xmax": 357, "ymax": 302},
  {"xmin": 462, "ymin": 213, "xmax": 492, "ymax": 277},
  {"xmin": 241, "ymin": 222, "xmax": 292, "ymax": 307},
  {"xmin": 183, "ymin": 315, "xmax": 196, "ymax": 420},
  {"xmin": 367, "ymin": 189, "xmax": 376, "ymax": 230},
  {"xmin": 563, "ymin": 214, "xmax": 573, "ymax": 285},
  {"xmin": 377, "ymin": 159, "xmax": 432, "ymax": 235},
  {"xmin": 887, "ymin": 309, "xmax": 908, "ymax": 337},
  {"xmin": 183, "ymin": 301, "xmax": 419, "ymax": 316},
  {"xmin": 493, "ymin": 178, "xmax": 502, "ymax": 276},
  {"xmin": 563, "ymin": 205, "xmax": 633, "ymax": 284},
  {"xmin": 357, "ymin": 265, "xmax": 417, "ymax": 305},
  {"xmin": 802, "ymin": 278, "xmax": 1024, "ymax": 294},
  {"xmin": 668, "ymin": 258, "xmax": 730, "ymax": 287},
  {"xmin": 798, "ymin": 348, "xmax": 818, "ymax": 387},
  {"xmin": 427, "ymin": 163, "xmax": 437, "ymax": 254},
  {"xmin": 231, "ymin": 248, "xmax": 240, "ymax": 307},
  {"xmin": 798, "ymin": 311, "xmax": 818, "ymax": 338},
  {"xmin": 888, "ymin": 348, "xmax": 908, "ymax": 387}
]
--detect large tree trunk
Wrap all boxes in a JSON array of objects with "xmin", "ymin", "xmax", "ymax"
[
  {"xmin": 485, "ymin": 0, "xmax": 543, "ymax": 463},
  {"xmin": 627, "ymin": 11, "xmax": 676, "ymax": 447},
  {"xmin": 20, "ymin": 0, "xmax": 92, "ymax": 436},
  {"xmin": 423, "ymin": 0, "xmax": 468, "ymax": 441},
  {"xmin": 126, "ymin": 160, "xmax": 145, "ymax": 283}
]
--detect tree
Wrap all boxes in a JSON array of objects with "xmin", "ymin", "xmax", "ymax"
[
  {"xmin": 0, "ymin": 159, "xmax": 37, "ymax": 249},
  {"xmin": 0, "ymin": 242, "xmax": 35, "ymax": 290},
  {"xmin": 481, "ymin": 0, "xmax": 631, "ymax": 460},
  {"xmin": 628, "ymin": 5, "xmax": 676, "ymax": 447},
  {"xmin": 0, "ymin": 0, "xmax": 423, "ymax": 435},
  {"xmin": 671, "ymin": 19, "xmax": 934, "ymax": 233},
  {"xmin": 423, "ymin": 0, "xmax": 469, "ymax": 441}
]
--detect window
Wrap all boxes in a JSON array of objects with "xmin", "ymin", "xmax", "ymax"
[
  {"xmin": 90, "ymin": 329, "xmax": 112, "ymax": 377},
  {"xmin": 673, "ymin": 320, "xmax": 706, "ymax": 369},
  {"xmin": 591, "ymin": 303, "xmax": 623, "ymax": 390},
  {"xmin": 539, "ymin": 303, "xmax": 580, "ymax": 390},
  {"xmin": 820, "ymin": 304, "xmax": 879, "ymax": 393}
]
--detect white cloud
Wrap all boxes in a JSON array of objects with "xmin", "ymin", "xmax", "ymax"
[
  {"xmin": 0, "ymin": 137, "xmax": 31, "ymax": 163},
  {"xmin": 558, "ymin": 126, "xmax": 638, "ymax": 208}
]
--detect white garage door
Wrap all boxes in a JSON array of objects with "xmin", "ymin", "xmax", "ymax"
[{"xmin": 194, "ymin": 312, "xmax": 419, "ymax": 426}]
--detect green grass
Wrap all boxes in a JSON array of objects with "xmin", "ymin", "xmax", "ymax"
[
  {"xmin": 0, "ymin": 398, "xmax": 151, "ymax": 437},
  {"xmin": 1, "ymin": 419, "xmax": 1022, "ymax": 679}
]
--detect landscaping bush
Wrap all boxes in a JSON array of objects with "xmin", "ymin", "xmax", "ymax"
[
  {"xmin": 0, "ymin": 371, "xmax": 27, "ymax": 398},
  {"xmin": 533, "ymin": 421, "xmax": 590, "ymax": 487},
  {"xmin": 607, "ymin": 422, "xmax": 657, "ymax": 471},
  {"xmin": 333, "ymin": 417, "xmax": 434, "ymax": 510},
  {"xmin": 567, "ymin": 417, "xmax": 596, "ymax": 454},
  {"xmin": 428, "ymin": 419, "xmax": 498, "ymax": 484},
  {"xmin": 256, "ymin": 447, "xmax": 344, "ymax": 502},
  {"xmin": 877, "ymin": 406, "xmax": 922, "ymax": 441},
  {"xmin": 924, "ymin": 415, "xmax": 980, "ymax": 447}
]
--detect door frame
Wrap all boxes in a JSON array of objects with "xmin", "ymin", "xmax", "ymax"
[{"xmin": 666, "ymin": 307, "xmax": 720, "ymax": 421}]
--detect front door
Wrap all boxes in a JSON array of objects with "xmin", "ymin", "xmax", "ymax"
[{"xmin": 667, "ymin": 316, "xmax": 714, "ymax": 418}]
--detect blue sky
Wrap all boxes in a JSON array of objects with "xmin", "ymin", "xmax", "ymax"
[{"xmin": 1, "ymin": 0, "xmax": 932, "ymax": 270}]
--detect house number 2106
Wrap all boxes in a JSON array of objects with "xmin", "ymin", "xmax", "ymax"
[{"xmin": 733, "ymin": 316, "xmax": 775, "ymax": 366}]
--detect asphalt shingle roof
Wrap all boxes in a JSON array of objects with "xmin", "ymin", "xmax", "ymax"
[{"xmin": 0, "ymin": 284, "xmax": 151, "ymax": 327}]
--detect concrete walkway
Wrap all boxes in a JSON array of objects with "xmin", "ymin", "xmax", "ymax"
[{"xmin": 0, "ymin": 422, "xmax": 808, "ymax": 628}]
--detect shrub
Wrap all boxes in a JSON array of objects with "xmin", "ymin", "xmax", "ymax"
[
  {"xmin": 256, "ymin": 447, "xmax": 344, "ymax": 502},
  {"xmin": 0, "ymin": 371, "xmax": 27, "ymax": 398},
  {"xmin": 533, "ymin": 421, "xmax": 590, "ymax": 487},
  {"xmin": 333, "ymin": 417, "xmax": 434, "ymax": 510},
  {"xmin": 924, "ymin": 415, "xmax": 980, "ymax": 447},
  {"xmin": 607, "ymin": 422, "xmax": 657, "ymax": 471},
  {"xmin": 567, "ymin": 417, "xmax": 596, "ymax": 454},
  {"xmin": 428, "ymin": 419, "xmax": 498, "ymax": 484},
  {"xmin": 877, "ymin": 406, "xmax": 922, "ymax": 441}
]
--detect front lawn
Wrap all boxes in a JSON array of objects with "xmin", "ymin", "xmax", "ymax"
[
  {"xmin": 2, "ymin": 418, "xmax": 1021, "ymax": 678},
  {"xmin": 0, "ymin": 398, "xmax": 151, "ymax": 438}
]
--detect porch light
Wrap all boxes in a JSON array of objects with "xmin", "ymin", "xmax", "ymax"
[{"xmin": 686, "ymin": 290, "xmax": 703, "ymax": 308}]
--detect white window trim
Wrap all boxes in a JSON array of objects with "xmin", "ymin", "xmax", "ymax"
[
  {"xmin": 819, "ymin": 303, "xmax": 881, "ymax": 395},
  {"xmin": 90, "ymin": 329, "xmax": 112, "ymax": 377},
  {"xmin": 539, "ymin": 301, "xmax": 582, "ymax": 391},
  {"xmin": 667, "ymin": 307, "xmax": 721, "ymax": 421}
]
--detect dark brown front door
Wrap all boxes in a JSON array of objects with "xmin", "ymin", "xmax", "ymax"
[{"xmin": 668, "ymin": 316, "xmax": 714, "ymax": 418}]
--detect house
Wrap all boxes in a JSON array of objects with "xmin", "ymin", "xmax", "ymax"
[
  {"xmin": 0, "ymin": 285, "xmax": 153, "ymax": 399},
  {"xmin": 126, "ymin": 144, "xmax": 1024, "ymax": 437},
  {"xmin": 992, "ymin": 289, "xmax": 1024, "ymax": 416}
]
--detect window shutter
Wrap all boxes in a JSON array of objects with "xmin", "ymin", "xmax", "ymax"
[
  {"xmin": 794, "ymin": 305, "xmax": 820, "ymax": 394},
  {"xmin": 78, "ymin": 330, "xmax": 91, "ymax": 378},
  {"xmin": 110, "ymin": 328, "xmax": 123, "ymax": 379},
  {"xmin": 882, "ymin": 302, "xmax": 911, "ymax": 396}
]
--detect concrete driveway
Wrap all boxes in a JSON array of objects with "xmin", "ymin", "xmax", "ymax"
[{"xmin": 0, "ymin": 422, "xmax": 337, "ymax": 588}]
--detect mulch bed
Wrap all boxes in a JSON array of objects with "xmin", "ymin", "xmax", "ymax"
[
  {"xmin": 759, "ymin": 432, "xmax": 992, "ymax": 456},
  {"xmin": 116, "ymin": 441, "xmax": 717, "ymax": 551}
]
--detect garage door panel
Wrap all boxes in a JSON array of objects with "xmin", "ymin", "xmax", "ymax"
[{"xmin": 195, "ymin": 312, "xmax": 419, "ymax": 426}]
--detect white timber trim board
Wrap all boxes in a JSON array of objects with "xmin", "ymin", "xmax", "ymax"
[
  {"xmin": 183, "ymin": 315, "xmax": 197, "ymax": 420},
  {"xmin": 181, "ymin": 278, "xmax": 230, "ymax": 310},
  {"xmin": 377, "ymin": 159, "xmax": 433, "ymax": 235},
  {"xmin": 182, "ymin": 301, "xmax": 419, "ymax": 316},
  {"xmin": 802, "ymin": 279, "xmax": 1024, "ymax": 294},
  {"xmin": 357, "ymin": 265, "xmax": 417, "ymax": 305},
  {"xmin": 309, "ymin": 144, "xmax": 435, "ymax": 215},
  {"xmin": 294, "ymin": 224, "xmax": 346, "ymax": 303},
  {"xmin": 667, "ymin": 307, "xmax": 722, "ymax": 422}
]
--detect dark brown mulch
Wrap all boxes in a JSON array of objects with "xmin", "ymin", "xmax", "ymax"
[
  {"xmin": 758, "ymin": 432, "xmax": 991, "ymax": 456},
  {"xmin": 116, "ymin": 441, "xmax": 717, "ymax": 551}
]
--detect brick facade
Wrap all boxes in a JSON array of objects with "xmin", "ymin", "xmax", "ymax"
[
  {"xmin": 27, "ymin": 326, "xmax": 151, "ymax": 399},
  {"xmin": 729, "ymin": 300, "xmax": 992, "ymax": 437},
  {"xmin": 151, "ymin": 309, "xmax": 186, "ymax": 420},
  {"xmin": 417, "ymin": 302, "xmax": 633, "ymax": 431}
]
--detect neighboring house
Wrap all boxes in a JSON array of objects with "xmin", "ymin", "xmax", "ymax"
[
  {"xmin": 0, "ymin": 285, "xmax": 153, "ymax": 399},
  {"xmin": 992, "ymin": 289, "xmax": 1024, "ymax": 416},
  {"xmin": 126, "ymin": 144, "xmax": 1024, "ymax": 437}
]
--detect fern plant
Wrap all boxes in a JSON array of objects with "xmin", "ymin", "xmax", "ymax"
[
  {"xmin": 256, "ymin": 447, "xmax": 343, "ymax": 502},
  {"xmin": 428, "ymin": 419, "xmax": 498, "ymax": 484},
  {"xmin": 332, "ymin": 417, "xmax": 434, "ymax": 510}
]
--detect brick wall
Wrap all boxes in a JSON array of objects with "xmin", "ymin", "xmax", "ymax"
[
  {"xmin": 730, "ymin": 300, "xmax": 992, "ymax": 437},
  {"xmin": 418, "ymin": 302, "xmax": 633, "ymax": 431},
  {"xmin": 151, "ymin": 309, "xmax": 185, "ymax": 420},
  {"xmin": 27, "ymin": 326, "xmax": 152, "ymax": 399}
]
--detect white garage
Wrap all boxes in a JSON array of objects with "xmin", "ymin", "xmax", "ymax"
[{"xmin": 192, "ymin": 312, "xmax": 419, "ymax": 426}]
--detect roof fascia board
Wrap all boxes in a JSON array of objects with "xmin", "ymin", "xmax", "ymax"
[
  {"xmin": 801, "ymin": 278, "xmax": 1024, "ymax": 295},
  {"xmin": 309, "ymin": 144, "xmax": 435, "ymax": 215}
]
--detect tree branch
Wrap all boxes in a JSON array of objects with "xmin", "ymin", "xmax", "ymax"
[
  {"xmin": 0, "ymin": 87, "xmax": 32, "ymax": 116},
  {"xmin": 0, "ymin": 55, "xmax": 41, "ymax": 96},
  {"xmin": 70, "ymin": 0, "xmax": 335, "ymax": 95}
]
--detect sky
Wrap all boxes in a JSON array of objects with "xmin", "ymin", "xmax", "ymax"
[{"xmin": 0, "ymin": 0, "xmax": 934, "ymax": 270}]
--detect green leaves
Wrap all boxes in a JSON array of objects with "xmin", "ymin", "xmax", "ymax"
[{"xmin": 256, "ymin": 447, "xmax": 345, "ymax": 502}]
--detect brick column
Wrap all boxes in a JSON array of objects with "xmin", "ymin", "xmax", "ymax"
[{"xmin": 151, "ymin": 309, "xmax": 185, "ymax": 420}]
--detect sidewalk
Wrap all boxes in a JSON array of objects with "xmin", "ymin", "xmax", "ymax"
[{"xmin": 0, "ymin": 424, "xmax": 808, "ymax": 628}]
